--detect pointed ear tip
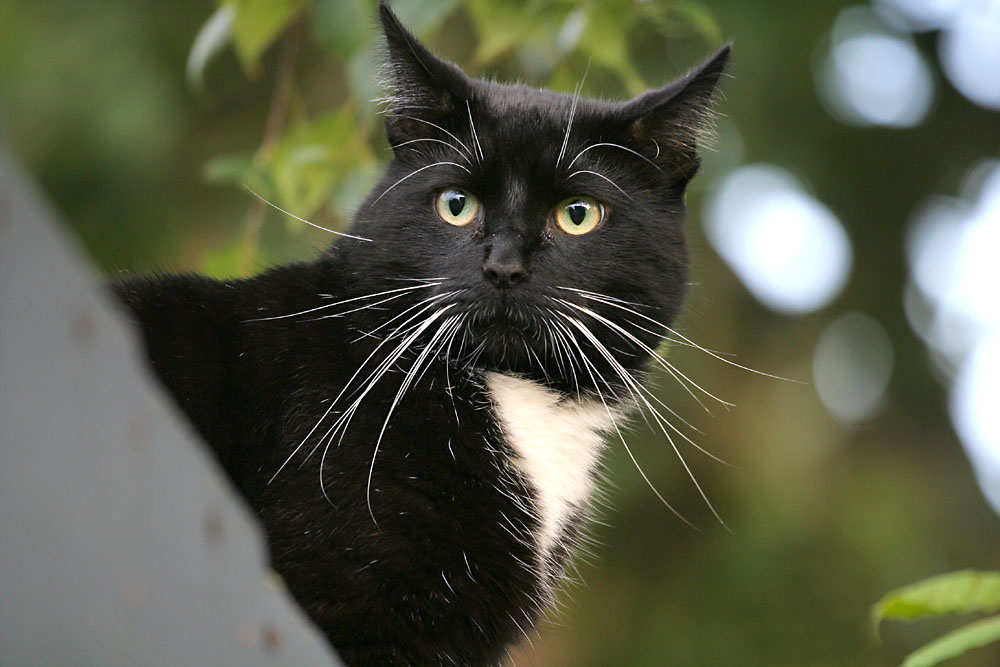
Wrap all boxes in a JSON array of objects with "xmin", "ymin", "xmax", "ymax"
[
  {"xmin": 378, "ymin": 0, "xmax": 400, "ymax": 29},
  {"xmin": 690, "ymin": 42, "xmax": 731, "ymax": 82},
  {"xmin": 378, "ymin": 1, "xmax": 417, "ymax": 55},
  {"xmin": 710, "ymin": 42, "xmax": 732, "ymax": 66}
]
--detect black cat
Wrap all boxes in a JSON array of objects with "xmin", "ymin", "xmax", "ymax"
[{"xmin": 114, "ymin": 3, "xmax": 729, "ymax": 665}]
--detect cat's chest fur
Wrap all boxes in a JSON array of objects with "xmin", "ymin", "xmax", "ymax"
[
  {"xmin": 248, "ymin": 357, "xmax": 620, "ymax": 664},
  {"xmin": 486, "ymin": 372, "xmax": 616, "ymax": 563}
]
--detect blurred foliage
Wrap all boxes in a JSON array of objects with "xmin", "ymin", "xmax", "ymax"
[
  {"xmin": 3, "ymin": 1, "xmax": 1000, "ymax": 666},
  {"xmin": 227, "ymin": 0, "xmax": 310, "ymax": 73},
  {"xmin": 874, "ymin": 571, "xmax": 1000, "ymax": 629},
  {"xmin": 874, "ymin": 571, "xmax": 1000, "ymax": 666},
  {"xmin": 187, "ymin": 0, "xmax": 722, "ymax": 278},
  {"xmin": 896, "ymin": 618, "xmax": 1000, "ymax": 667}
]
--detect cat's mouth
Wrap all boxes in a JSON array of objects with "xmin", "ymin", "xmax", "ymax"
[
  {"xmin": 454, "ymin": 299, "xmax": 548, "ymax": 370},
  {"xmin": 469, "ymin": 305, "xmax": 537, "ymax": 340}
]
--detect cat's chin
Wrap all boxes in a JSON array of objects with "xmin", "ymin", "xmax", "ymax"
[{"xmin": 454, "ymin": 303, "xmax": 546, "ymax": 372}]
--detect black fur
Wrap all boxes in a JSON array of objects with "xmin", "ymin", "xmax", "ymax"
[{"xmin": 114, "ymin": 4, "xmax": 728, "ymax": 665}]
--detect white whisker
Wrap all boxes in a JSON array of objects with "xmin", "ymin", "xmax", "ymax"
[
  {"xmin": 567, "ymin": 142, "xmax": 666, "ymax": 176},
  {"xmin": 558, "ymin": 288, "xmax": 722, "ymax": 354},
  {"xmin": 245, "ymin": 283, "xmax": 436, "ymax": 323},
  {"xmin": 395, "ymin": 116, "xmax": 473, "ymax": 160},
  {"xmin": 466, "ymin": 100, "xmax": 484, "ymax": 163},
  {"xmin": 386, "ymin": 276, "xmax": 452, "ymax": 282},
  {"xmin": 563, "ymin": 288, "xmax": 797, "ymax": 382},
  {"xmin": 554, "ymin": 297, "xmax": 734, "ymax": 409},
  {"xmin": 663, "ymin": 325, "xmax": 802, "ymax": 383},
  {"xmin": 409, "ymin": 313, "xmax": 464, "ymax": 390},
  {"xmin": 269, "ymin": 294, "xmax": 451, "ymax": 484},
  {"xmin": 555, "ymin": 286, "xmax": 651, "ymax": 309},
  {"xmin": 374, "ymin": 161, "xmax": 471, "ymax": 204},
  {"xmin": 551, "ymin": 316, "xmax": 698, "ymax": 530},
  {"xmin": 353, "ymin": 290, "xmax": 464, "ymax": 342},
  {"xmin": 556, "ymin": 61, "xmax": 590, "ymax": 168},
  {"xmin": 561, "ymin": 313, "xmax": 730, "ymax": 530},
  {"xmin": 550, "ymin": 308, "xmax": 730, "ymax": 467},
  {"xmin": 315, "ymin": 306, "xmax": 452, "ymax": 503},
  {"xmin": 566, "ymin": 170, "xmax": 632, "ymax": 200},
  {"xmin": 365, "ymin": 310, "xmax": 458, "ymax": 522},
  {"xmin": 442, "ymin": 312, "xmax": 469, "ymax": 426},
  {"xmin": 308, "ymin": 291, "xmax": 412, "ymax": 321},
  {"xmin": 390, "ymin": 137, "xmax": 472, "ymax": 164},
  {"xmin": 243, "ymin": 185, "xmax": 373, "ymax": 242}
]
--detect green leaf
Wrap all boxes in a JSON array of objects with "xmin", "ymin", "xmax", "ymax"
[
  {"xmin": 901, "ymin": 615, "xmax": 1000, "ymax": 667},
  {"xmin": 203, "ymin": 152, "xmax": 254, "ymax": 185},
  {"xmin": 873, "ymin": 570, "xmax": 1000, "ymax": 635},
  {"xmin": 577, "ymin": 5, "xmax": 645, "ymax": 95},
  {"xmin": 256, "ymin": 107, "xmax": 373, "ymax": 227},
  {"xmin": 186, "ymin": 4, "xmax": 236, "ymax": 92},
  {"xmin": 225, "ymin": 0, "xmax": 309, "ymax": 74},
  {"xmin": 466, "ymin": 0, "xmax": 540, "ymax": 66},
  {"xmin": 202, "ymin": 152, "xmax": 275, "ymax": 195}
]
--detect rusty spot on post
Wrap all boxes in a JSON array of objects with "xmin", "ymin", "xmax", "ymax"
[
  {"xmin": 261, "ymin": 625, "xmax": 281, "ymax": 653},
  {"xmin": 203, "ymin": 509, "xmax": 224, "ymax": 547}
]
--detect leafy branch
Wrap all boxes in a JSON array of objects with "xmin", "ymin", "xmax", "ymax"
[
  {"xmin": 184, "ymin": 0, "xmax": 722, "ymax": 279},
  {"xmin": 874, "ymin": 570, "xmax": 1000, "ymax": 666}
]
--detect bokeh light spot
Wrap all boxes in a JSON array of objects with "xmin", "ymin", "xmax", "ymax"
[
  {"xmin": 939, "ymin": 4, "xmax": 1000, "ymax": 110},
  {"xmin": 906, "ymin": 160, "xmax": 1000, "ymax": 513},
  {"xmin": 951, "ymin": 335, "xmax": 1000, "ymax": 515},
  {"xmin": 907, "ymin": 161, "xmax": 1000, "ymax": 354},
  {"xmin": 704, "ymin": 165, "xmax": 853, "ymax": 315},
  {"xmin": 813, "ymin": 312, "xmax": 895, "ymax": 424},
  {"xmin": 817, "ymin": 6, "xmax": 934, "ymax": 128},
  {"xmin": 872, "ymin": 0, "xmax": 969, "ymax": 32}
]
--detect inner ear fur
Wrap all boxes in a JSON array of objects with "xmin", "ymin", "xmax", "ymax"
[
  {"xmin": 621, "ymin": 44, "xmax": 731, "ymax": 179},
  {"xmin": 378, "ymin": 1, "xmax": 472, "ymax": 149}
]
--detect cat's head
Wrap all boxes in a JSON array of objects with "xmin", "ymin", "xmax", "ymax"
[{"xmin": 347, "ymin": 1, "xmax": 729, "ymax": 389}]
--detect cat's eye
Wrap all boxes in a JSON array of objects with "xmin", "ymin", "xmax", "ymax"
[
  {"xmin": 436, "ymin": 188, "xmax": 481, "ymax": 226},
  {"xmin": 553, "ymin": 196, "xmax": 604, "ymax": 236}
]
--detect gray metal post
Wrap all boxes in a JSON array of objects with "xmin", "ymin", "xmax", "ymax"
[{"xmin": 0, "ymin": 151, "xmax": 342, "ymax": 667}]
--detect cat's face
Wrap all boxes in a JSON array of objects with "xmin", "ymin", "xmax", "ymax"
[{"xmin": 347, "ymin": 3, "xmax": 728, "ymax": 388}]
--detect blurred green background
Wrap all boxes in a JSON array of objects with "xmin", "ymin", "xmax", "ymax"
[{"xmin": 3, "ymin": 0, "xmax": 999, "ymax": 665}]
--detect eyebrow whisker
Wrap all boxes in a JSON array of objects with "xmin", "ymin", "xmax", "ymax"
[
  {"xmin": 566, "ymin": 170, "xmax": 633, "ymax": 200},
  {"xmin": 373, "ymin": 161, "xmax": 471, "ymax": 204}
]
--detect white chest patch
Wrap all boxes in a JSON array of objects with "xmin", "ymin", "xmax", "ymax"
[{"xmin": 486, "ymin": 372, "xmax": 619, "ymax": 561}]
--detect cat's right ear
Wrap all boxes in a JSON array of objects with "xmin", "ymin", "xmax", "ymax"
[
  {"xmin": 619, "ymin": 43, "xmax": 731, "ymax": 182},
  {"xmin": 378, "ymin": 1, "xmax": 470, "ymax": 149}
]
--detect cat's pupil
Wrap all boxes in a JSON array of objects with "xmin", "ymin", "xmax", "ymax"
[
  {"xmin": 568, "ymin": 201, "xmax": 587, "ymax": 225},
  {"xmin": 448, "ymin": 192, "xmax": 466, "ymax": 217}
]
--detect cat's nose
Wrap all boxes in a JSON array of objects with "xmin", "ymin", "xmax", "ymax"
[
  {"xmin": 483, "ymin": 242, "xmax": 527, "ymax": 290},
  {"xmin": 483, "ymin": 256, "xmax": 527, "ymax": 289}
]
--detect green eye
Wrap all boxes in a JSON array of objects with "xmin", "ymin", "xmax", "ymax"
[
  {"xmin": 436, "ymin": 188, "xmax": 480, "ymax": 226},
  {"xmin": 554, "ymin": 196, "xmax": 604, "ymax": 235}
]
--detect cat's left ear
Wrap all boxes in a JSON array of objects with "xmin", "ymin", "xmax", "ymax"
[
  {"xmin": 378, "ymin": 1, "xmax": 472, "ymax": 149},
  {"xmin": 620, "ymin": 44, "xmax": 731, "ymax": 181}
]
